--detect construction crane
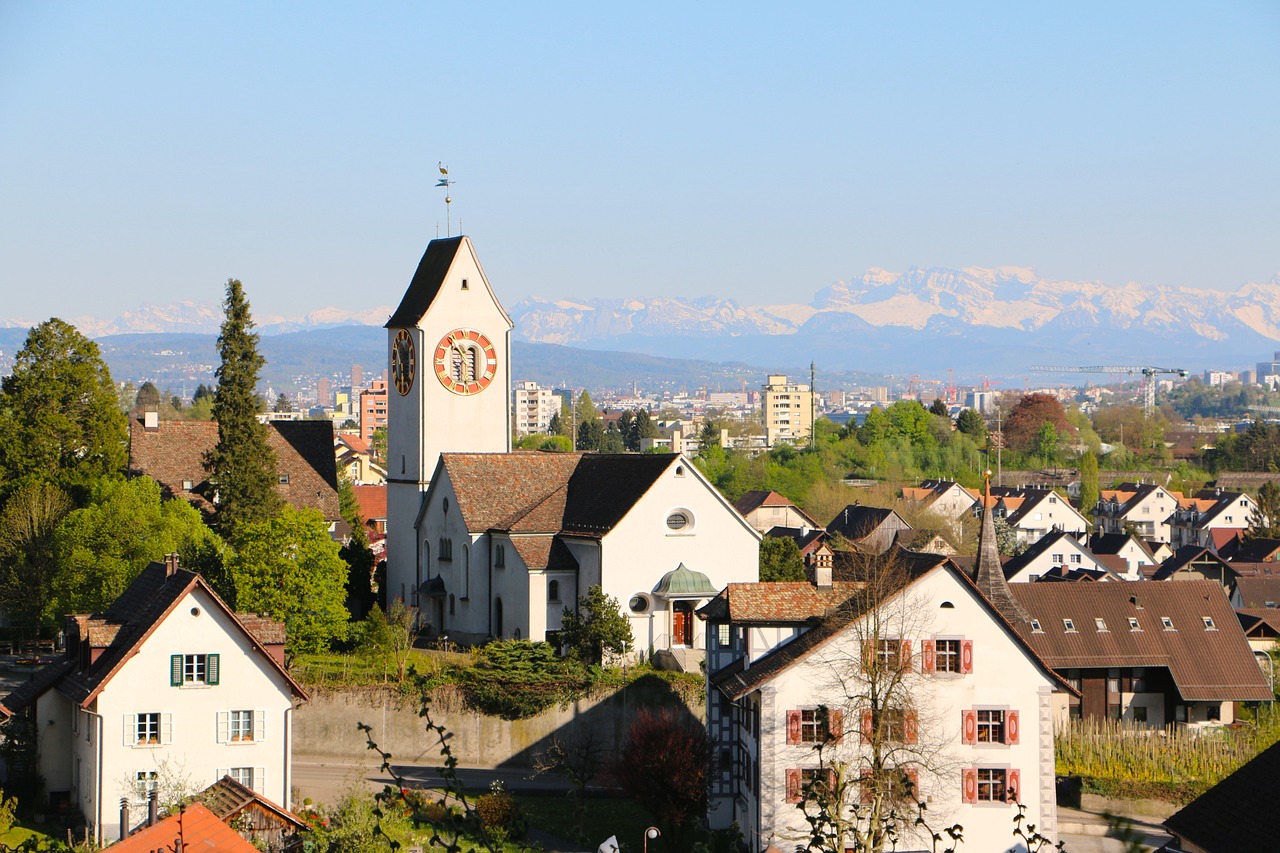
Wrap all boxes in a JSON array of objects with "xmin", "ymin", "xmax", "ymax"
[{"xmin": 1030, "ymin": 365, "xmax": 1189, "ymax": 416}]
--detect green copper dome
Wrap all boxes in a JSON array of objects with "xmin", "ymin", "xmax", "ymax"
[{"xmin": 652, "ymin": 563, "xmax": 718, "ymax": 598}]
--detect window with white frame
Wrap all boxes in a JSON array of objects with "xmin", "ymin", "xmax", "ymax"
[
  {"xmin": 218, "ymin": 710, "xmax": 265, "ymax": 744},
  {"xmin": 126, "ymin": 712, "xmax": 171, "ymax": 747},
  {"xmin": 136, "ymin": 713, "xmax": 160, "ymax": 745},
  {"xmin": 171, "ymin": 653, "xmax": 219, "ymax": 686},
  {"xmin": 134, "ymin": 770, "xmax": 158, "ymax": 803},
  {"xmin": 977, "ymin": 710, "xmax": 1005, "ymax": 743},
  {"xmin": 229, "ymin": 767, "xmax": 255, "ymax": 789}
]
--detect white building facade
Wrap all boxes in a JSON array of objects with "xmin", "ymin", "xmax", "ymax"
[{"xmin": 512, "ymin": 380, "xmax": 559, "ymax": 436}]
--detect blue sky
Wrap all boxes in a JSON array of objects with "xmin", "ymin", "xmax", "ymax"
[{"xmin": 1, "ymin": 1, "xmax": 1277, "ymax": 323}]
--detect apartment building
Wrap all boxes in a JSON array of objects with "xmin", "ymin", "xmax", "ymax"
[
  {"xmin": 359, "ymin": 380, "xmax": 388, "ymax": 442},
  {"xmin": 762, "ymin": 374, "xmax": 813, "ymax": 447},
  {"xmin": 512, "ymin": 380, "xmax": 559, "ymax": 436}
]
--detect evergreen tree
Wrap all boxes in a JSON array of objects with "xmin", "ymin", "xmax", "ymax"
[
  {"xmin": 273, "ymin": 393, "xmax": 293, "ymax": 413},
  {"xmin": 630, "ymin": 409, "xmax": 659, "ymax": 451},
  {"xmin": 0, "ymin": 318, "xmax": 128, "ymax": 499},
  {"xmin": 576, "ymin": 419, "xmax": 604, "ymax": 451},
  {"xmin": 617, "ymin": 410, "xmax": 636, "ymax": 451},
  {"xmin": 599, "ymin": 426, "xmax": 625, "ymax": 453},
  {"xmin": 1248, "ymin": 481, "xmax": 1280, "ymax": 540},
  {"xmin": 204, "ymin": 280, "xmax": 281, "ymax": 541},
  {"xmin": 560, "ymin": 585, "xmax": 632, "ymax": 664},
  {"xmin": 928, "ymin": 397, "xmax": 949, "ymax": 416},
  {"xmin": 134, "ymin": 381, "xmax": 162, "ymax": 413}
]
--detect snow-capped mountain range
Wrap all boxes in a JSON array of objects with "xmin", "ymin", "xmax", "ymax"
[{"xmin": 6, "ymin": 266, "xmax": 1279, "ymax": 374}]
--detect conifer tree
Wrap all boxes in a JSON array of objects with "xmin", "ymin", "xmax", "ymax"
[{"xmin": 204, "ymin": 280, "xmax": 281, "ymax": 541}]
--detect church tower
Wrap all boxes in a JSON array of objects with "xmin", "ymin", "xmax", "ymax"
[{"xmin": 384, "ymin": 236, "xmax": 513, "ymax": 601}]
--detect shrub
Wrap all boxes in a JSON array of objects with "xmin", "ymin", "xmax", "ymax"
[
  {"xmin": 475, "ymin": 785, "xmax": 526, "ymax": 843},
  {"xmin": 459, "ymin": 640, "xmax": 589, "ymax": 719}
]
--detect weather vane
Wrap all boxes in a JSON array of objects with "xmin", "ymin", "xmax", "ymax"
[{"xmin": 436, "ymin": 162, "xmax": 456, "ymax": 237}]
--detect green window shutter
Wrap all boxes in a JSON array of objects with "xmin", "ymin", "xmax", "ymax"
[
  {"xmin": 170, "ymin": 655, "xmax": 183, "ymax": 686},
  {"xmin": 207, "ymin": 653, "xmax": 220, "ymax": 685}
]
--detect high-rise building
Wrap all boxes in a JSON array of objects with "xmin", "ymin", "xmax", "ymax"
[
  {"xmin": 762, "ymin": 374, "xmax": 813, "ymax": 447},
  {"xmin": 351, "ymin": 364, "xmax": 364, "ymax": 389},
  {"xmin": 512, "ymin": 380, "xmax": 559, "ymax": 436},
  {"xmin": 359, "ymin": 380, "xmax": 388, "ymax": 442},
  {"xmin": 317, "ymin": 377, "xmax": 331, "ymax": 407}
]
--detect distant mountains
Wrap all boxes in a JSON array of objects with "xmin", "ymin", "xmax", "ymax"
[{"xmin": 4, "ymin": 265, "xmax": 1279, "ymax": 386}]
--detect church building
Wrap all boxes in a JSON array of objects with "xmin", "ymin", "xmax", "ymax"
[{"xmin": 384, "ymin": 236, "xmax": 513, "ymax": 585}]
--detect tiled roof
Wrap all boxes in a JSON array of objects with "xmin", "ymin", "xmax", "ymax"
[
  {"xmin": 1151, "ymin": 546, "xmax": 1237, "ymax": 581},
  {"xmin": 200, "ymin": 775, "xmax": 306, "ymax": 828},
  {"xmin": 705, "ymin": 582, "xmax": 864, "ymax": 624},
  {"xmin": 128, "ymin": 418, "xmax": 340, "ymax": 522},
  {"xmin": 112, "ymin": 802, "xmax": 258, "ymax": 853},
  {"xmin": 353, "ymin": 484, "xmax": 387, "ymax": 522},
  {"xmin": 235, "ymin": 613, "xmax": 286, "ymax": 646},
  {"xmin": 1088, "ymin": 533, "xmax": 1155, "ymax": 562},
  {"xmin": 439, "ymin": 452, "xmax": 584, "ymax": 533},
  {"xmin": 1164, "ymin": 738, "xmax": 1280, "ymax": 852},
  {"xmin": 1234, "ymin": 576, "xmax": 1280, "ymax": 609},
  {"xmin": 826, "ymin": 506, "xmax": 900, "ymax": 541},
  {"xmin": 1229, "ymin": 538, "xmax": 1280, "ymax": 563},
  {"xmin": 386, "ymin": 236, "xmax": 464, "ymax": 327},
  {"xmin": 509, "ymin": 536, "xmax": 578, "ymax": 570},
  {"xmin": 1009, "ymin": 581, "xmax": 1272, "ymax": 702},
  {"xmin": 1236, "ymin": 609, "xmax": 1280, "ymax": 639},
  {"xmin": 733, "ymin": 490, "xmax": 793, "ymax": 514},
  {"xmin": 1000, "ymin": 530, "xmax": 1086, "ymax": 579},
  {"xmin": 1, "ymin": 563, "xmax": 305, "ymax": 715}
]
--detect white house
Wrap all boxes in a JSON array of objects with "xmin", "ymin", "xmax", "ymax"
[
  {"xmin": 0, "ymin": 557, "xmax": 306, "ymax": 843},
  {"xmin": 1094, "ymin": 483, "xmax": 1182, "ymax": 543},
  {"xmin": 1002, "ymin": 530, "xmax": 1123, "ymax": 583},
  {"xmin": 998, "ymin": 488, "xmax": 1089, "ymax": 548},
  {"xmin": 1166, "ymin": 489, "xmax": 1258, "ymax": 551},
  {"xmin": 901, "ymin": 480, "xmax": 979, "ymax": 531},
  {"xmin": 399, "ymin": 451, "xmax": 760, "ymax": 669},
  {"xmin": 700, "ymin": 555, "xmax": 1069, "ymax": 852}
]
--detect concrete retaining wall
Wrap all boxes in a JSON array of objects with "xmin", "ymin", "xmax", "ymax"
[{"xmin": 293, "ymin": 677, "xmax": 702, "ymax": 769}]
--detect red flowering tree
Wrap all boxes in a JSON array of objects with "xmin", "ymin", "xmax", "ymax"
[
  {"xmin": 1003, "ymin": 393, "xmax": 1074, "ymax": 454},
  {"xmin": 614, "ymin": 708, "xmax": 711, "ymax": 852}
]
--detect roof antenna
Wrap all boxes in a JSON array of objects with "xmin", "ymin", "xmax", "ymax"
[{"xmin": 436, "ymin": 162, "xmax": 455, "ymax": 237}]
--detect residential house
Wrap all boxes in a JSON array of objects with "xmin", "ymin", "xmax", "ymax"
[
  {"xmin": 996, "ymin": 488, "xmax": 1089, "ymax": 548},
  {"xmin": 1009, "ymin": 581, "xmax": 1271, "ymax": 726},
  {"xmin": 900, "ymin": 480, "xmax": 979, "ymax": 530},
  {"xmin": 1089, "ymin": 533, "xmax": 1158, "ymax": 580},
  {"xmin": 1152, "ymin": 546, "xmax": 1241, "ymax": 598},
  {"xmin": 1001, "ymin": 531, "xmax": 1118, "ymax": 583},
  {"xmin": 1167, "ymin": 489, "xmax": 1257, "ymax": 550},
  {"xmin": 353, "ymin": 484, "xmax": 388, "ymax": 538},
  {"xmin": 199, "ymin": 773, "xmax": 308, "ymax": 851},
  {"xmin": 1232, "ymin": 576, "xmax": 1280, "ymax": 610},
  {"xmin": 826, "ymin": 505, "xmax": 912, "ymax": 555},
  {"xmin": 129, "ymin": 415, "xmax": 341, "ymax": 533},
  {"xmin": 1228, "ymin": 537, "xmax": 1280, "ymax": 564},
  {"xmin": 0, "ymin": 557, "xmax": 307, "ymax": 842},
  {"xmin": 398, "ymin": 452, "xmax": 759, "ymax": 669},
  {"xmin": 1093, "ymin": 482, "xmax": 1183, "ymax": 543},
  {"xmin": 1163, "ymin": 737, "xmax": 1280, "ymax": 853},
  {"xmin": 335, "ymin": 432, "xmax": 386, "ymax": 486},
  {"xmin": 699, "ymin": 549, "xmax": 1070, "ymax": 852},
  {"xmin": 109, "ymin": 803, "xmax": 258, "ymax": 852},
  {"xmin": 734, "ymin": 490, "xmax": 820, "ymax": 534},
  {"xmin": 764, "ymin": 527, "xmax": 833, "ymax": 576}
]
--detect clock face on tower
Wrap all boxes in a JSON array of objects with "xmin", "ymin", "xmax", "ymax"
[
  {"xmin": 434, "ymin": 328, "xmax": 497, "ymax": 395},
  {"xmin": 391, "ymin": 329, "xmax": 416, "ymax": 395}
]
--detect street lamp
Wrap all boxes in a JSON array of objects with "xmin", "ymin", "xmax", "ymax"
[{"xmin": 644, "ymin": 826, "xmax": 661, "ymax": 853}]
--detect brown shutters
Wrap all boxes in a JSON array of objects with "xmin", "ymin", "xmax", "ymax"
[
  {"xmin": 861, "ymin": 709, "xmax": 873, "ymax": 743},
  {"xmin": 961, "ymin": 767, "xmax": 978, "ymax": 804},
  {"xmin": 828, "ymin": 709, "xmax": 844, "ymax": 741},
  {"xmin": 786, "ymin": 769, "xmax": 802, "ymax": 803},
  {"xmin": 922, "ymin": 639, "xmax": 936, "ymax": 673},
  {"xmin": 961, "ymin": 709, "xmax": 978, "ymax": 745},
  {"xmin": 786, "ymin": 710, "xmax": 801, "ymax": 744},
  {"xmin": 1005, "ymin": 710, "xmax": 1020, "ymax": 745},
  {"xmin": 961, "ymin": 639, "xmax": 974, "ymax": 673},
  {"xmin": 1007, "ymin": 768, "xmax": 1021, "ymax": 803}
]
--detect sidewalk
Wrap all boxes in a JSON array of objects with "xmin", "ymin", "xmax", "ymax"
[{"xmin": 1058, "ymin": 804, "xmax": 1172, "ymax": 852}]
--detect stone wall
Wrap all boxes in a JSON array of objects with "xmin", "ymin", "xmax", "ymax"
[{"xmin": 293, "ymin": 676, "xmax": 702, "ymax": 769}]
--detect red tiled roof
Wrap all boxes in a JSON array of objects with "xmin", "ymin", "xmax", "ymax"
[
  {"xmin": 353, "ymin": 484, "xmax": 387, "ymax": 521},
  {"xmin": 112, "ymin": 802, "xmax": 258, "ymax": 852}
]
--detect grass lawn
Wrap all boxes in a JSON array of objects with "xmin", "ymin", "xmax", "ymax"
[
  {"xmin": 515, "ymin": 793, "xmax": 655, "ymax": 852},
  {"xmin": 0, "ymin": 825, "xmax": 47, "ymax": 846}
]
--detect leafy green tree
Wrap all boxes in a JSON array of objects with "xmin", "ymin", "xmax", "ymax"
[
  {"xmin": 355, "ymin": 600, "xmax": 419, "ymax": 682},
  {"xmin": 857, "ymin": 407, "xmax": 890, "ymax": 445},
  {"xmin": 0, "ymin": 318, "xmax": 128, "ymax": 498},
  {"xmin": 559, "ymin": 585, "xmax": 632, "ymax": 664},
  {"xmin": 1079, "ymin": 451, "xmax": 1100, "ymax": 516},
  {"xmin": 760, "ymin": 537, "xmax": 806, "ymax": 581},
  {"xmin": 1249, "ymin": 481, "xmax": 1280, "ymax": 540},
  {"xmin": 575, "ymin": 390, "xmax": 598, "ymax": 429},
  {"xmin": 204, "ymin": 280, "xmax": 282, "ymax": 541},
  {"xmin": 1035, "ymin": 423, "xmax": 1060, "ymax": 462},
  {"xmin": 371, "ymin": 426, "xmax": 388, "ymax": 461},
  {"xmin": 134, "ymin": 381, "xmax": 162, "ymax": 413},
  {"xmin": 51, "ymin": 476, "xmax": 225, "ymax": 617},
  {"xmin": 230, "ymin": 506, "xmax": 349, "ymax": 655},
  {"xmin": 955, "ymin": 408, "xmax": 986, "ymax": 439},
  {"xmin": 0, "ymin": 482, "xmax": 73, "ymax": 633}
]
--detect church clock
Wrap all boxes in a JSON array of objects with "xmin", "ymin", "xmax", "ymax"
[
  {"xmin": 391, "ymin": 328, "xmax": 416, "ymax": 395},
  {"xmin": 433, "ymin": 328, "xmax": 497, "ymax": 395}
]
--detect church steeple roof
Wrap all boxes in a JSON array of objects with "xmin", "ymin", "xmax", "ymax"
[
  {"xmin": 386, "ymin": 236, "xmax": 467, "ymax": 328},
  {"xmin": 974, "ymin": 472, "xmax": 1032, "ymax": 624}
]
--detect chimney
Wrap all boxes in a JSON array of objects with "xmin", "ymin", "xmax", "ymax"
[
  {"xmin": 119, "ymin": 799, "xmax": 129, "ymax": 841},
  {"xmin": 164, "ymin": 553, "xmax": 180, "ymax": 577},
  {"xmin": 148, "ymin": 790, "xmax": 159, "ymax": 826},
  {"xmin": 143, "ymin": 411, "xmax": 159, "ymax": 431},
  {"xmin": 813, "ymin": 562, "xmax": 832, "ymax": 589},
  {"xmin": 1130, "ymin": 594, "xmax": 1143, "ymax": 610}
]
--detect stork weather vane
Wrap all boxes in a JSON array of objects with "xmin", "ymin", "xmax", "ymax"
[{"xmin": 436, "ymin": 162, "xmax": 456, "ymax": 237}]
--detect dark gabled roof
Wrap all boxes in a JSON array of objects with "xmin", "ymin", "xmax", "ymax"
[
  {"xmin": 1164, "ymin": 738, "xmax": 1280, "ymax": 852},
  {"xmin": 1010, "ymin": 581, "xmax": 1272, "ymax": 702},
  {"xmin": 1237, "ymin": 609, "xmax": 1280, "ymax": 639},
  {"xmin": 826, "ymin": 505, "xmax": 902, "ymax": 541},
  {"xmin": 1, "ymin": 563, "xmax": 306, "ymax": 716},
  {"xmin": 1235, "ymin": 576, "xmax": 1280, "ymax": 609},
  {"xmin": 1230, "ymin": 538, "xmax": 1280, "ymax": 563},
  {"xmin": 386, "ymin": 236, "xmax": 465, "ymax": 328},
  {"xmin": 1151, "ymin": 546, "xmax": 1239, "ymax": 581},
  {"xmin": 200, "ymin": 775, "xmax": 306, "ymax": 828},
  {"xmin": 1088, "ymin": 532, "xmax": 1156, "ymax": 561},
  {"xmin": 561, "ymin": 454, "xmax": 677, "ymax": 536},
  {"xmin": 765, "ymin": 526, "xmax": 829, "ymax": 553},
  {"xmin": 1000, "ymin": 530, "xmax": 1086, "ymax": 579}
]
